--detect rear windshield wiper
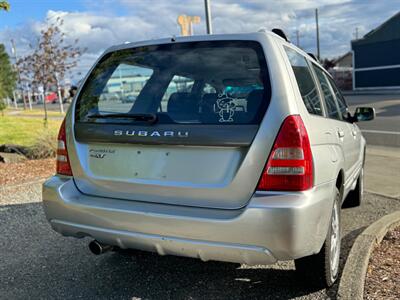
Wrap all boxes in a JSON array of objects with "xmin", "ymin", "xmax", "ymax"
[{"xmin": 87, "ymin": 113, "xmax": 158, "ymax": 124}]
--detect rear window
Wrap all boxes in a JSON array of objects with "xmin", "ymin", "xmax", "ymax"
[{"xmin": 76, "ymin": 41, "xmax": 271, "ymax": 125}]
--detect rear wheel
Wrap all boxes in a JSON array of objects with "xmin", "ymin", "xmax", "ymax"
[
  {"xmin": 294, "ymin": 188, "xmax": 341, "ymax": 287},
  {"xmin": 343, "ymin": 167, "xmax": 363, "ymax": 208}
]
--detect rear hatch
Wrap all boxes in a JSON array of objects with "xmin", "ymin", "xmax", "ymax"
[{"xmin": 70, "ymin": 40, "xmax": 271, "ymax": 209}]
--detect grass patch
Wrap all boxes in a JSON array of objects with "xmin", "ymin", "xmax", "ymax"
[
  {"xmin": 5, "ymin": 108, "xmax": 65, "ymax": 117},
  {"xmin": 0, "ymin": 116, "xmax": 62, "ymax": 147}
]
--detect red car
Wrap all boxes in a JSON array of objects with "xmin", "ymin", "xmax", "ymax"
[{"xmin": 45, "ymin": 92, "xmax": 58, "ymax": 103}]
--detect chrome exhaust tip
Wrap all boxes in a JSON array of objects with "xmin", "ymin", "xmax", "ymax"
[{"xmin": 88, "ymin": 240, "xmax": 113, "ymax": 255}]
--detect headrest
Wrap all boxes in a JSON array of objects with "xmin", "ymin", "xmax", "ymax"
[
  {"xmin": 167, "ymin": 92, "xmax": 193, "ymax": 113},
  {"xmin": 167, "ymin": 92, "xmax": 198, "ymax": 121}
]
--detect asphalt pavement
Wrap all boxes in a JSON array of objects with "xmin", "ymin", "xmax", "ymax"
[
  {"xmin": 345, "ymin": 94, "xmax": 400, "ymax": 147},
  {"xmin": 1, "ymin": 95, "xmax": 400, "ymax": 298},
  {"xmin": 365, "ymin": 146, "xmax": 400, "ymax": 199},
  {"xmin": 1, "ymin": 177, "xmax": 400, "ymax": 299}
]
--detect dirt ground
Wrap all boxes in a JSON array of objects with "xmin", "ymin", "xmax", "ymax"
[
  {"xmin": 0, "ymin": 158, "xmax": 55, "ymax": 186},
  {"xmin": 364, "ymin": 226, "xmax": 400, "ymax": 300}
]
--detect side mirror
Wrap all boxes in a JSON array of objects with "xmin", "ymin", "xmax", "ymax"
[{"xmin": 353, "ymin": 107, "xmax": 375, "ymax": 122}]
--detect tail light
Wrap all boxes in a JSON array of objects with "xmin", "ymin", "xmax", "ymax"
[
  {"xmin": 257, "ymin": 115, "xmax": 313, "ymax": 191},
  {"xmin": 56, "ymin": 118, "xmax": 73, "ymax": 176}
]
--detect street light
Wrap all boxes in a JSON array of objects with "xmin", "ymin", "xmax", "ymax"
[
  {"xmin": 315, "ymin": 8, "xmax": 320, "ymax": 60},
  {"xmin": 204, "ymin": 0, "xmax": 212, "ymax": 34}
]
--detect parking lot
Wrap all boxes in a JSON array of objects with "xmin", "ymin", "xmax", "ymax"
[
  {"xmin": 1, "ymin": 93, "xmax": 399, "ymax": 299},
  {"xmin": 345, "ymin": 93, "xmax": 400, "ymax": 147},
  {"xmin": 0, "ymin": 182, "xmax": 399, "ymax": 299}
]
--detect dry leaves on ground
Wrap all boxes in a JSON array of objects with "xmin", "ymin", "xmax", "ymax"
[
  {"xmin": 0, "ymin": 158, "xmax": 55, "ymax": 186},
  {"xmin": 364, "ymin": 226, "xmax": 400, "ymax": 300}
]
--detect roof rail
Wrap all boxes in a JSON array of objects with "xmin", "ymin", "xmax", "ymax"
[
  {"xmin": 272, "ymin": 28, "xmax": 289, "ymax": 42},
  {"xmin": 307, "ymin": 52, "xmax": 319, "ymax": 62}
]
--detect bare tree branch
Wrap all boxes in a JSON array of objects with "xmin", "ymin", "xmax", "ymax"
[{"xmin": 16, "ymin": 17, "xmax": 85, "ymax": 120}]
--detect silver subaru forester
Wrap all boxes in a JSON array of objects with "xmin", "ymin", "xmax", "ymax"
[{"xmin": 43, "ymin": 30, "xmax": 374, "ymax": 287}]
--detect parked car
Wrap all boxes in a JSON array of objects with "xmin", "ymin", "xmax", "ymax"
[
  {"xmin": 45, "ymin": 92, "xmax": 58, "ymax": 104},
  {"xmin": 121, "ymin": 95, "xmax": 136, "ymax": 103},
  {"xmin": 99, "ymin": 92, "xmax": 121, "ymax": 102},
  {"xmin": 43, "ymin": 30, "xmax": 374, "ymax": 287}
]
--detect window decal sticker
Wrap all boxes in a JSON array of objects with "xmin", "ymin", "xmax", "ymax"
[{"xmin": 215, "ymin": 93, "xmax": 237, "ymax": 123}]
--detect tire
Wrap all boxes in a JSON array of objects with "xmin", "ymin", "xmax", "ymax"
[
  {"xmin": 294, "ymin": 188, "xmax": 341, "ymax": 287},
  {"xmin": 343, "ymin": 167, "xmax": 363, "ymax": 208}
]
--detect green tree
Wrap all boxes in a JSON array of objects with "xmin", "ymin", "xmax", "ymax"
[
  {"xmin": 0, "ymin": 99, "xmax": 6, "ymax": 116},
  {"xmin": 0, "ymin": 44, "xmax": 16, "ymax": 108},
  {"xmin": 0, "ymin": 1, "xmax": 10, "ymax": 11}
]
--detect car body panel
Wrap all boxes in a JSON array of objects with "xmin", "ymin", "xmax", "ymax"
[
  {"xmin": 273, "ymin": 41, "xmax": 345, "ymax": 188},
  {"xmin": 67, "ymin": 32, "xmax": 299, "ymax": 209},
  {"xmin": 43, "ymin": 31, "xmax": 366, "ymax": 265},
  {"xmin": 273, "ymin": 38, "xmax": 365, "ymax": 200},
  {"xmin": 43, "ymin": 176, "xmax": 335, "ymax": 265}
]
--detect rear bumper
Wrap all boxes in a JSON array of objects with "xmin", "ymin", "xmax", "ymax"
[{"xmin": 42, "ymin": 176, "xmax": 335, "ymax": 265}]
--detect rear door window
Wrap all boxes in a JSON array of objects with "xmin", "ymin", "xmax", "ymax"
[
  {"xmin": 76, "ymin": 41, "xmax": 271, "ymax": 125},
  {"xmin": 285, "ymin": 47, "xmax": 323, "ymax": 116},
  {"xmin": 327, "ymin": 76, "xmax": 350, "ymax": 121},
  {"xmin": 312, "ymin": 65, "xmax": 341, "ymax": 120}
]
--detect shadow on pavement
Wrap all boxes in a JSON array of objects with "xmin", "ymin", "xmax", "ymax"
[
  {"xmin": 376, "ymin": 103, "xmax": 400, "ymax": 117},
  {"xmin": 0, "ymin": 202, "xmax": 326, "ymax": 299},
  {"xmin": 326, "ymin": 226, "xmax": 367, "ymax": 299}
]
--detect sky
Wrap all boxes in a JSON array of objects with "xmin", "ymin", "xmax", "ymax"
[{"xmin": 0, "ymin": 0, "xmax": 399, "ymax": 83}]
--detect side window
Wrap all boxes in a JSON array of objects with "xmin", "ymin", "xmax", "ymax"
[
  {"xmin": 312, "ymin": 65, "xmax": 341, "ymax": 120},
  {"xmin": 160, "ymin": 75, "xmax": 195, "ymax": 112},
  {"xmin": 162, "ymin": 75, "xmax": 194, "ymax": 101},
  {"xmin": 98, "ymin": 64, "xmax": 153, "ymax": 113},
  {"xmin": 203, "ymin": 83, "xmax": 216, "ymax": 94},
  {"xmin": 285, "ymin": 47, "xmax": 323, "ymax": 116},
  {"xmin": 328, "ymin": 77, "xmax": 349, "ymax": 120}
]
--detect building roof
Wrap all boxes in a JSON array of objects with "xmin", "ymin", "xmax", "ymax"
[
  {"xmin": 333, "ymin": 51, "xmax": 352, "ymax": 67},
  {"xmin": 352, "ymin": 11, "xmax": 400, "ymax": 46}
]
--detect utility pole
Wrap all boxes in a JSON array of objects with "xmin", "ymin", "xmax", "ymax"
[
  {"xmin": 10, "ymin": 39, "xmax": 20, "ymax": 109},
  {"xmin": 315, "ymin": 8, "xmax": 320, "ymax": 60},
  {"xmin": 10, "ymin": 39, "xmax": 31, "ymax": 110},
  {"xmin": 12, "ymin": 90, "xmax": 17, "ymax": 109},
  {"xmin": 26, "ymin": 83, "xmax": 32, "ymax": 110},
  {"xmin": 204, "ymin": 0, "xmax": 213, "ymax": 34},
  {"xmin": 55, "ymin": 72, "xmax": 64, "ymax": 114},
  {"xmin": 354, "ymin": 27, "xmax": 359, "ymax": 40},
  {"xmin": 296, "ymin": 29, "xmax": 300, "ymax": 47}
]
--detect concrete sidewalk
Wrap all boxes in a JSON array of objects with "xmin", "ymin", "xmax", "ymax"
[{"xmin": 365, "ymin": 145, "xmax": 400, "ymax": 199}]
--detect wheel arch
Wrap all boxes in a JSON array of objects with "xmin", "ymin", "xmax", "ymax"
[{"xmin": 335, "ymin": 169, "xmax": 345, "ymax": 204}]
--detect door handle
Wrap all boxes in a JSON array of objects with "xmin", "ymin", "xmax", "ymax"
[{"xmin": 337, "ymin": 130, "xmax": 345, "ymax": 138}]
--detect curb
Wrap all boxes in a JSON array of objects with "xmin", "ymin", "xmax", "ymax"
[
  {"xmin": 337, "ymin": 211, "xmax": 400, "ymax": 300},
  {"xmin": 364, "ymin": 189, "xmax": 400, "ymax": 201}
]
